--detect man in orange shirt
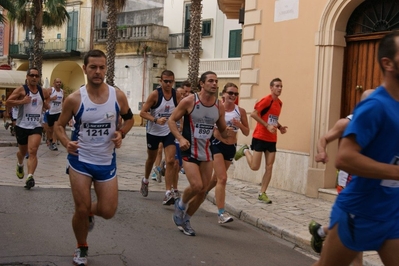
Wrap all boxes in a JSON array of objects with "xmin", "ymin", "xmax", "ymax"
[{"xmin": 235, "ymin": 78, "xmax": 288, "ymax": 203}]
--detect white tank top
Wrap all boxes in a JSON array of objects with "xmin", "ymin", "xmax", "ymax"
[
  {"xmin": 225, "ymin": 105, "xmax": 241, "ymax": 132},
  {"xmin": 74, "ymin": 85, "xmax": 119, "ymax": 165},
  {"xmin": 182, "ymin": 93, "xmax": 220, "ymax": 161},
  {"xmin": 17, "ymin": 89, "xmax": 43, "ymax": 129},
  {"xmin": 49, "ymin": 87, "xmax": 64, "ymax": 114},
  {"xmin": 12, "ymin": 106, "xmax": 19, "ymax": 120},
  {"xmin": 147, "ymin": 89, "xmax": 177, "ymax": 136}
]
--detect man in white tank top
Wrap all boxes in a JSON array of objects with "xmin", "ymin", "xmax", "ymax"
[
  {"xmin": 46, "ymin": 78, "xmax": 64, "ymax": 151},
  {"xmin": 168, "ymin": 71, "xmax": 233, "ymax": 236},
  {"xmin": 5, "ymin": 67, "xmax": 51, "ymax": 190},
  {"xmin": 54, "ymin": 50, "xmax": 134, "ymax": 266},
  {"xmin": 139, "ymin": 70, "xmax": 182, "ymax": 205}
]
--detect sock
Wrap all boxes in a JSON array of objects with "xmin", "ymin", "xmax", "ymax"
[
  {"xmin": 243, "ymin": 148, "xmax": 248, "ymax": 154},
  {"xmin": 184, "ymin": 214, "xmax": 191, "ymax": 221},
  {"xmin": 17, "ymin": 162, "xmax": 23, "ymax": 167},
  {"xmin": 166, "ymin": 190, "xmax": 171, "ymax": 195},
  {"xmin": 317, "ymin": 227, "xmax": 326, "ymax": 238},
  {"xmin": 27, "ymin": 174, "xmax": 33, "ymax": 178},
  {"xmin": 218, "ymin": 208, "xmax": 225, "ymax": 215},
  {"xmin": 178, "ymin": 200, "xmax": 186, "ymax": 210},
  {"xmin": 77, "ymin": 243, "xmax": 88, "ymax": 248},
  {"xmin": 143, "ymin": 177, "xmax": 149, "ymax": 183}
]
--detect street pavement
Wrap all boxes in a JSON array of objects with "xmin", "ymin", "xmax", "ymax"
[{"xmin": 0, "ymin": 123, "xmax": 382, "ymax": 266}]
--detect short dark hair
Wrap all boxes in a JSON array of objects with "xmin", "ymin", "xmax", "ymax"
[
  {"xmin": 222, "ymin": 82, "xmax": 238, "ymax": 93},
  {"xmin": 270, "ymin": 78, "xmax": 282, "ymax": 87},
  {"xmin": 199, "ymin": 71, "xmax": 217, "ymax": 84},
  {"xmin": 378, "ymin": 30, "xmax": 399, "ymax": 73},
  {"xmin": 182, "ymin": 80, "xmax": 191, "ymax": 87},
  {"xmin": 27, "ymin": 67, "xmax": 40, "ymax": 76},
  {"xmin": 84, "ymin": 49, "xmax": 107, "ymax": 66},
  {"xmin": 160, "ymin": 70, "xmax": 174, "ymax": 78}
]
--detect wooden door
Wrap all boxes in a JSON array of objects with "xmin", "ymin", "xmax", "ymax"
[{"xmin": 341, "ymin": 32, "xmax": 386, "ymax": 117}]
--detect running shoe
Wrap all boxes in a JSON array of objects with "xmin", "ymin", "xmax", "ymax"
[
  {"xmin": 218, "ymin": 212, "xmax": 234, "ymax": 224},
  {"xmin": 160, "ymin": 160, "xmax": 166, "ymax": 176},
  {"xmin": 179, "ymin": 168, "xmax": 185, "ymax": 174},
  {"xmin": 24, "ymin": 176, "xmax": 35, "ymax": 190},
  {"xmin": 4, "ymin": 122, "xmax": 9, "ymax": 130},
  {"xmin": 140, "ymin": 179, "xmax": 149, "ymax": 197},
  {"xmin": 258, "ymin": 192, "xmax": 272, "ymax": 204},
  {"xmin": 234, "ymin": 144, "xmax": 249, "ymax": 161},
  {"xmin": 88, "ymin": 215, "xmax": 95, "ymax": 232},
  {"xmin": 173, "ymin": 189, "xmax": 181, "ymax": 200},
  {"xmin": 151, "ymin": 171, "xmax": 157, "ymax": 180},
  {"xmin": 73, "ymin": 246, "xmax": 88, "ymax": 266},
  {"xmin": 182, "ymin": 220, "xmax": 196, "ymax": 236},
  {"xmin": 154, "ymin": 166, "xmax": 162, "ymax": 183},
  {"xmin": 308, "ymin": 220, "xmax": 324, "ymax": 253},
  {"xmin": 25, "ymin": 152, "xmax": 29, "ymax": 159},
  {"xmin": 162, "ymin": 191, "xmax": 175, "ymax": 205},
  {"xmin": 16, "ymin": 164, "xmax": 24, "ymax": 179},
  {"xmin": 173, "ymin": 198, "xmax": 184, "ymax": 230},
  {"xmin": 49, "ymin": 143, "xmax": 58, "ymax": 151}
]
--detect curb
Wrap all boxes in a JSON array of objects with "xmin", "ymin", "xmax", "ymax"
[{"xmin": 0, "ymin": 141, "xmax": 17, "ymax": 147}]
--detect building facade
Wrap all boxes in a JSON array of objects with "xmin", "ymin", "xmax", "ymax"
[
  {"xmin": 164, "ymin": 0, "xmax": 242, "ymax": 90},
  {"xmin": 10, "ymin": 0, "xmax": 92, "ymax": 95},
  {"xmin": 218, "ymin": 0, "xmax": 399, "ymax": 198}
]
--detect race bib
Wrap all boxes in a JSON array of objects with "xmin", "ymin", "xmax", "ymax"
[
  {"xmin": 381, "ymin": 156, "xmax": 399, "ymax": 188},
  {"xmin": 194, "ymin": 124, "xmax": 213, "ymax": 139},
  {"xmin": 83, "ymin": 123, "xmax": 111, "ymax": 143},
  {"xmin": 268, "ymin": 114, "xmax": 278, "ymax": 126}
]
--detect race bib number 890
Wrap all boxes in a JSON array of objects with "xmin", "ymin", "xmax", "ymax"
[{"xmin": 194, "ymin": 124, "xmax": 213, "ymax": 139}]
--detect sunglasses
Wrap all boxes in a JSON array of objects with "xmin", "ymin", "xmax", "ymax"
[
  {"xmin": 225, "ymin": 91, "xmax": 239, "ymax": 96},
  {"xmin": 28, "ymin": 74, "xmax": 40, "ymax": 78},
  {"xmin": 162, "ymin": 80, "xmax": 174, "ymax": 84}
]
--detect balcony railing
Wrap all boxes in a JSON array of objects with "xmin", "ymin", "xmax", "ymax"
[
  {"xmin": 9, "ymin": 38, "xmax": 85, "ymax": 56},
  {"xmin": 200, "ymin": 58, "xmax": 241, "ymax": 77},
  {"xmin": 94, "ymin": 24, "xmax": 169, "ymax": 42},
  {"xmin": 168, "ymin": 33, "xmax": 190, "ymax": 50}
]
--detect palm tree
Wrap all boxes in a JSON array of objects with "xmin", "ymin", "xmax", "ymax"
[
  {"xmin": 93, "ymin": 0, "xmax": 127, "ymax": 86},
  {"xmin": 9, "ymin": 0, "xmax": 69, "ymax": 74},
  {"xmin": 188, "ymin": 0, "xmax": 202, "ymax": 92},
  {"xmin": 0, "ymin": 0, "xmax": 16, "ymax": 23}
]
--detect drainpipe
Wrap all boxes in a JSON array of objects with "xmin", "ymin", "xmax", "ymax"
[{"xmin": 141, "ymin": 46, "xmax": 147, "ymax": 126}]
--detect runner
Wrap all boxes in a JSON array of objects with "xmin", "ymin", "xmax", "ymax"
[
  {"xmin": 5, "ymin": 67, "xmax": 50, "ymax": 189},
  {"xmin": 54, "ymin": 49, "xmax": 134, "ymax": 266},
  {"xmin": 168, "ymin": 71, "xmax": 233, "ymax": 236},
  {"xmin": 207, "ymin": 82, "xmax": 249, "ymax": 224}
]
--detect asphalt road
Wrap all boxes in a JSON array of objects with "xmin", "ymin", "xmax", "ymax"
[{"xmin": 0, "ymin": 186, "xmax": 316, "ymax": 266}]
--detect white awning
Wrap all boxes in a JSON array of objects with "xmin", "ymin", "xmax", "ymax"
[{"xmin": 0, "ymin": 70, "xmax": 26, "ymax": 88}]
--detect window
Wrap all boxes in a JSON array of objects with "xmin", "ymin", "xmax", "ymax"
[
  {"xmin": 202, "ymin": 20, "xmax": 212, "ymax": 37},
  {"xmin": 229, "ymin": 29, "xmax": 242, "ymax": 58}
]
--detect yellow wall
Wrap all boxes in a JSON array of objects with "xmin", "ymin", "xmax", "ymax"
[{"xmin": 230, "ymin": 0, "xmax": 372, "ymax": 195}]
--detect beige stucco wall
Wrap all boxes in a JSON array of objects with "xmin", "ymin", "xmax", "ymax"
[{"xmin": 233, "ymin": 0, "xmax": 366, "ymax": 196}]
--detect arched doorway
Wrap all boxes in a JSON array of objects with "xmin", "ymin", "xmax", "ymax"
[
  {"xmin": 49, "ymin": 61, "xmax": 85, "ymax": 96},
  {"xmin": 341, "ymin": 0, "xmax": 399, "ymax": 117},
  {"xmin": 307, "ymin": 0, "xmax": 398, "ymax": 196}
]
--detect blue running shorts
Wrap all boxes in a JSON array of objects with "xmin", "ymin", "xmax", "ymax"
[
  {"xmin": 329, "ymin": 204, "xmax": 399, "ymax": 251},
  {"xmin": 67, "ymin": 154, "xmax": 117, "ymax": 182}
]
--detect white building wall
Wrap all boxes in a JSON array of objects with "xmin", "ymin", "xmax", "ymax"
[{"xmin": 163, "ymin": 0, "xmax": 242, "ymax": 81}]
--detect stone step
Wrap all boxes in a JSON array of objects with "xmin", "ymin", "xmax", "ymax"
[{"xmin": 318, "ymin": 188, "xmax": 337, "ymax": 202}]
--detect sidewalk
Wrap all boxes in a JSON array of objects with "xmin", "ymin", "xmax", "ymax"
[{"xmin": 0, "ymin": 123, "xmax": 382, "ymax": 266}]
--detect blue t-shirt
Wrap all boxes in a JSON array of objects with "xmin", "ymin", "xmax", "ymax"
[{"xmin": 335, "ymin": 86, "xmax": 399, "ymax": 221}]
